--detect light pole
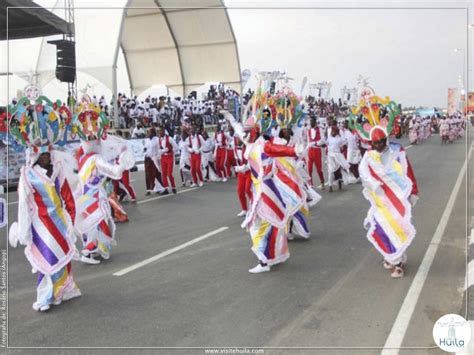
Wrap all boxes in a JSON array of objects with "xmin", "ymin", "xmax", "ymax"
[{"xmin": 454, "ymin": 48, "xmax": 466, "ymax": 115}]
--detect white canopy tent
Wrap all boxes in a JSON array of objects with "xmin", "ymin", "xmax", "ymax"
[
  {"xmin": 0, "ymin": 0, "xmax": 241, "ymax": 105},
  {"xmin": 122, "ymin": 0, "xmax": 241, "ymax": 96}
]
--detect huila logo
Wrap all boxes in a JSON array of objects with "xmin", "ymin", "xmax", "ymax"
[{"xmin": 432, "ymin": 314, "xmax": 471, "ymax": 352}]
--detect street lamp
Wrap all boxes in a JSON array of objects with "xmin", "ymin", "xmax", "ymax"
[{"xmin": 454, "ymin": 48, "xmax": 467, "ymax": 115}]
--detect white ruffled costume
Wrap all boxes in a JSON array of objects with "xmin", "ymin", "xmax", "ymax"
[
  {"xmin": 9, "ymin": 150, "xmax": 81, "ymax": 311},
  {"xmin": 75, "ymin": 138, "xmax": 135, "ymax": 262}
]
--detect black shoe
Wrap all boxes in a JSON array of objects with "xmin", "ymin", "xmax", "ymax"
[
  {"xmin": 172, "ymin": 189, "xmax": 177, "ymax": 194},
  {"xmin": 145, "ymin": 191, "xmax": 151, "ymax": 196},
  {"xmin": 160, "ymin": 190, "xmax": 169, "ymax": 196}
]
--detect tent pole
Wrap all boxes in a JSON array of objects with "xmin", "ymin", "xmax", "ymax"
[
  {"xmin": 113, "ymin": 65, "xmax": 119, "ymax": 128},
  {"xmin": 113, "ymin": 4, "xmax": 128, "ymax": 128}
]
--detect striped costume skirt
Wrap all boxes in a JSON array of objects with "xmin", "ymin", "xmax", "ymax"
[
  {"xmin": 290, "ymin": 207, "xmax": 310, "ymax": 239},
  {"xmin": 35, "ymin": 263, "xmax": 81, "ymax": 308},
  {"xmin": 249, "ymin": 217, "xmax": 289, "ymax": 265}
]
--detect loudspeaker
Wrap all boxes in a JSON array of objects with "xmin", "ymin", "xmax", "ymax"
[{"xmin": 47, "ymin": 39, "xmax": 76, "ymax": 83}]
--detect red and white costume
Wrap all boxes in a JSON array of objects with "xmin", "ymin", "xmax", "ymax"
[
  {"xmin": 235, "ymin": 144, "xmax": 252, "ymax": 212},
  {"xmin": 113, "ymin": 169, "xmax": 136, "ymax": 201},
  {"xmin": 188, "ymin": 133, "xmax": 205, "ymax": 185},
  {"xmin": 306, "ymin": 126, "xmax": 325, "ymax": 186},
  {"xmin": 214, "ymin": 131, "xmax": 228, "ymax": 179},
  {"xmin": 226, "ymin": 135, "xmax": 238, "ymax": 178},
  {"xmin": 158, "ymin": 134, "xmax": 178, "ymax": 191}
]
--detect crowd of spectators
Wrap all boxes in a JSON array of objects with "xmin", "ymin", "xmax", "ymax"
[
  {"xmin": 109, "ymin": 83, "xmax": 241, "ymax": 137},
  {"xmin": 305, "ymin": 95, "xmax": 350, "ymax": 118}
]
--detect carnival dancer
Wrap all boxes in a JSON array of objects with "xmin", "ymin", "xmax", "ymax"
[
  {"xmin": 408, "ymin": 116, "xmax": 418, "ymax": 145},
  {"xmin": 359, "ymin": 127, "xmax": 418, "ymax": 278},
  {"xmin": 214, "ymin": 124, "xmax": 228, "ymax": 181},
  {"xmin": 339, "ymin": 118, "xmax": 350, "ymax": 158},
  {"xmin": 158, "ymin": 128, "xmax": 178, "ymax": 195},
  {"xmin": 306, "ymin": 117, "xmax": 326, "ymax": 189},
  {"xmin": 201, "ymin": 131, "xmax": 220, "ymax": 182},
  {"xmin": 188, "ymin": 125, "xmax": 205, "ymax": 187},
  {"xmin": 221, "ymin": 85, "xmax": 308, "ymax": 274},
  {"xmin": 113, "ymin": 168, "xmax": 136, "ymax": 202},
  {"xmin": 73, "ymin": 98, "xmax": 135, "ymax": 264},
  {"xmin": 349, "ymin": 90, "xmax": 418, "ymax": 278},
  {"xmin": 275, "ymin": 126, "xmax": 320, "ymax": 241},
  {"xmin": 8, "ymin": 92, "xmax": 81, "ymax": 311},
  {"xmin": 344, "ymin": 120, "xmax": 362, "ymax": 181},
  {"xmin": 235, "ymin": 137, "xmax": 252, "ymax": 216},
  {"xmin": 417, "ymin": 117, "xmax": 425, "ymax": 142},
  {"xmin": 112, "ymin": 131, "xmax": 137, "ymax": 202},
  {"xmin": 105, "ymin": 178, "xmax": 129, "ymax": 223},
  {"xmin": 439, "ymin": 117, "xmax": 450, "ymax": 144},
  {"xmin": 448, "ymin": 116, "xmax": 456, "ymax": 143},
  {"xmin": 326, "ymin": 123, "xmax": 355, "ymax": 192},
  {"xmin": 225, "ymin": 128, "xmax": 237, "ymax": 178},
  {"xmin": 179, "ymin": 130, "xmax": 192, "ymax": 186},
  {"xmin": 291, "ymin": 122, "xmax": 322, "ymax": 209},
  {"xmin": 144, "ymin": 127, "xmax": 163, "ymax": 195}
]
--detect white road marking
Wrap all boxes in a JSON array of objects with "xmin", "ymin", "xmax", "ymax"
[
  {"xmin": 113, "ymin": 226, "xmax": 229, "ymax": 276},
  {"xmin": 8, "ymin": 201, "xmax": 18, "ymax": 205},
  {"xmin": 405, "ymin": 145, "xmax": 413, "ymax": 150},
  {"xmin": 381, "ymin": 144, "xmax": 473, "ymax": 355},
  {"xmin": 136, "ymin": 188, "xmax": 198, "ymax": 205}
]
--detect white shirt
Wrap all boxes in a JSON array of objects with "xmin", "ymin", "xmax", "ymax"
[
  {"xmin": 179, "ymin": 139, "xmax": 190, "ymax": 161},
  {"xmin": 227, "ymin": 136, "xmax": 236, "ymax": 150},
  {"xmin": 150, "ymin": 108, "xmax": 159, "ymax": 123},
  {"xmin": 188, "ymin": 134, "xmax": 205, "ymax": 154},
  {"xmin": 158, "ymin": 135, "xmax": 179, "ymax": 154},
  {"xmin": 129, "ymin": 108, "xmax": 138, "ymax": 118},
  {"xmin": 307, "ymin": 127, "xmax": 325, "ymax": 146},
  {"xmin": 327, "ymin": 135, "xmax": 346, "ymax": 153},
  {"xmin": 132, "ymin": 127, "xmax": 145, "ymax": 138},
  {"xmin": 214, "ymin": 131, "xmax": 229, "ymax": 148},
  {"xmin": 144, "ymin": 137, "xmax": 159, "ymax": 158},
  {"xmin": 201, "ymin": 139, "xmax": 214, "ymax": 153},
  {"xmin": 346, "ymin": 130, "xmax": 359, "ymax": 150}
]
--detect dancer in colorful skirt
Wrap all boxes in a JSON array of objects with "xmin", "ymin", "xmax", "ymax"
[
  {"xmin": 408, "ymin": 116, "xmax": 419, "ymax": 145},
  {"xmin": 447, "ymin": 116, "xmax": 456, "ymax": 143},
  {"xmin": 439, "ymin": 117, "xmax": 450, "ymax": 144},
  {"xmin": 73, "ymin": 97, "xmax": 135, "ymax": 264},
  {"xmin": 8, "ymin": 90, "xmax": 81, "ymax": 311},
  {"xmin": 276, "ymin": 126, "xmax": 321, "ymax": 241},
  {"xmin": 222, "ymin": 82, "xmax": 310, "ymax": 273},
  {"xmin": 349, "ymin": 88, "xmax": 418, "ymax": 278}
]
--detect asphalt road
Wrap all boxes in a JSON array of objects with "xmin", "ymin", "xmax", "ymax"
[{"xmin": 1, "ymin": 128, "xmax": 472, "ymax": 355}]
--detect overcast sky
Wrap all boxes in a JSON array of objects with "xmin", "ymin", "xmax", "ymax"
[
  {"xmin": 228, "ymin": 6, "xmax": 468, "ymax": 107},
  {"xmin": 1, "ymin": 0, "xmax": 471, "ymax": 108}
]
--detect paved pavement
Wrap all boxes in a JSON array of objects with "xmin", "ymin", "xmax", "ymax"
[{"xmin": 1, "ymin": 129, "xmax": 472, "ymax": 354}]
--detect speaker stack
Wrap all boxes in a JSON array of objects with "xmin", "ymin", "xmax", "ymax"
[{"xmin": 47, "ymin": 39, "xmax": 76, "ymax": 83}]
